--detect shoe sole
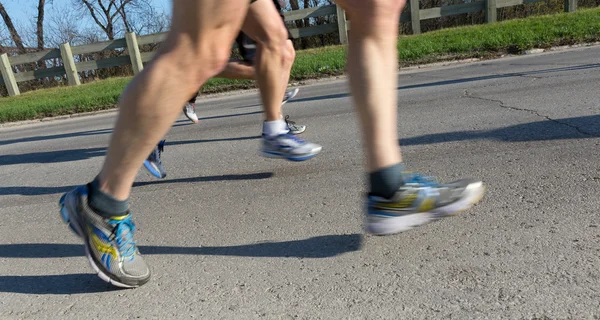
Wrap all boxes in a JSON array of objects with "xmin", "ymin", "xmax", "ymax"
[
  {"xmin": 366, "ymin": 182, "xmax": 486, "ymax": 235},
  {"xmin": 184, "ymin": 115, "xmax": 199, "ymax": 123},
  {"xmin": 59, "ymin": 191, "xmax": 146, "ymax": 289},
  {"xmin": 143, "ymin": 160, "xmax": 167, "ymax": 179},
  {"xmin": 183, "ymin": 108, "xmax": 199, "ymax": 123},
  {"xmin": 261, "ymin": 149, "xmax": 320, "ymax": 162}
]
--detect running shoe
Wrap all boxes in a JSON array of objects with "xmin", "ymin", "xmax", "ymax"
[
  {"xmin": 183, "ymin": 102, "xmax": 199, "ymax": 123},
  {"xmin": 285, "ymin": 115, "xmax": 306, "ymax": 134},
  {"xmin": 281, "ymin": 88, "xmax": 299, "ymax": 105},
  {"xmin": 366, "ymin": 174, "xmax": 485, "ymax": 235},
  {"xmin": 58, "ymin": 186, "xmax": 151, "ymax": 288},
  {"xmin": 143, "ymin": 140, "xmax": 166, "ymax": 179},
  {"xmin": 261, "ymin": 133, "xmax": 321, "ymax": 161}
]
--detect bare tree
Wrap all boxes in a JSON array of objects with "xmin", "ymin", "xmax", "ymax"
[
  {"xmin": 47, "ymin": 7, "xmax": 82, "ymax": 47},
  {"xmin": 128, "ymin": 2, "xmax": 169, "ymax": 35},
  {"xmin": 36, "ymin": 0, "xmax": 48, "ymax": 50},
  {"xmin": 73, "ymin": 0, "xmax": 137, "ymax": 40},
  {"xmin": 0, "ymin": 1, "xmax": 25, "ymax": 53}
]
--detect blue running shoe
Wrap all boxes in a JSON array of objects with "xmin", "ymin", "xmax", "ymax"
[
  {"xmin": 366, "ymin": 175, "xmax": 485, "ymax": 235},
  {"xmin": 144, "ymin": 140, "xmax": 166, "ymax": 179},
  {"xmin": 59, "ymin": 186, "xmax": 151, "ymax": 288},
  {"xmin": 261, "ymin": 133, "xmax": 321, "ymax": 161}
]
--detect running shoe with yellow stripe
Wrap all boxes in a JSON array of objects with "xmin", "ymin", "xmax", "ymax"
[
  {"xmin": 59, "ymin": 186, "xmax": 150, "ymax": 288},
  {"xmin": 366, "ymin": 175, "xmax": 485, "ymax": 235}
]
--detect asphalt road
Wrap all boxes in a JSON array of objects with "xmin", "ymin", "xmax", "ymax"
[{"xmin": 1, "ymin": 46, "xmax": 599, "ymax": 319}]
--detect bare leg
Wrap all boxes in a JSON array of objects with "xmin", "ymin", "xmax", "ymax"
[
  {"xmin": 280, "ymin": 40, "xmax": 296, "ymax": 94},
  {"xmin": 216, "ymin": 60, "xmax": 255, "ymax": 79},
  {"xmin": 334, "ymin": 0, "xmax": 404, "ymax": 171},
  {"xmin": 241, "ymin": 0, "xmax": 289, "ymax": 122},
  {"xmin": 98, "ymin": 0, "xmax": 249, "ymax": 199},
  {"xmin": 336, "ymin": 0, "xmax": 485, "ymax": 236}
]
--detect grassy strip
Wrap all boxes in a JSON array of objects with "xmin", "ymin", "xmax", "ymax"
[{"xmin": 1, "ymin": 7, "xmax": 600, "ymax": 123}]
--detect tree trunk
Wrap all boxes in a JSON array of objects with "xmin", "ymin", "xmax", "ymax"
[
  {"xmin": 0, "ymin": 1, "xmax": 26, "ymax": 53},
  {"xmin": 37, "ymin": 0, "xmax": 46, "ymax": 50}
]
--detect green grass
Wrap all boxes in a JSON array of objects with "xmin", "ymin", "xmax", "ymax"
[{"xmin": 2, "ymin": 7, "xmax": 600, "ymax": 123}]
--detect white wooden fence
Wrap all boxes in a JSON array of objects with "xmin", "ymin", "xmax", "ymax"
[{"xmin": 0, "ymin": 0, "xmax": 579, "ymax": 96}]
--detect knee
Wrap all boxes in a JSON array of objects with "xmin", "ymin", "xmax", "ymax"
[
  {"xmin": 165, "ymin": 41, "xmax": 231, "ymax": 85},
  {"xmin": 255, "ymin": 23, "xmax": 288, "ymax": 54},
  {"xmin": 283, "ymin": 41, "xmax": 296, "ymax": 66},
  {"xmin": 184, "ymin": 46, "xmax": 231, "ymax": 89},
  {"xmin": 201, "ymin": 46, "xmax": 231, "ymax": 76}
]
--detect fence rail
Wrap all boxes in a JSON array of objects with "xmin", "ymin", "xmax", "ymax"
[{"xmin": 0, "ymin": 0, "xmax": 580, "ymax": 96}]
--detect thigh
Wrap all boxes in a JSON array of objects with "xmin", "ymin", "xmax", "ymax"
[
  {"xmin": 241, "ymin": 0, "xmax": 288, "ymax": 45},
  {"xmin": 165, "ymin": 0, "xmax": 249, "ymax": 53}
]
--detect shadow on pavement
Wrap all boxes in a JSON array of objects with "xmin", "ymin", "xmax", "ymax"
[
  {"xmin": 0, "ymin": 128, "xmax": 113, "ymax": 147},
  {"xmin": 0, "ymin": 274, "xmax": 119, "ymax": 295},
  {"xmin": 0, "ymin": 234, "xmax": 361, "ymax": 294},
  {"xmin": 399, "ymin": 115, "xmax": 600, "ymax": 146},
  {"xmin": 0, "ymin": 172, "xmax": 273, "ymax": 196},
  {"xmin": 0, "ymin": 234, "xmax": 361, "ymax": 259},
  {"xmin": 0, "ymin": 136, "xmax": 260, "ymax": 166},
  {"xmin": 0, "ymin": 147, "xmax": 106, "ymax": 166},
  {"xmin": 0, "ymin": 108, "xmax": 263, "ymax": 147}
]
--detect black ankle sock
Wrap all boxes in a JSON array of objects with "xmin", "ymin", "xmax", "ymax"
[
  {"xmin": 87, "ymin": 177, "xmax": 129, "ymax": 218},
  {"xmin": 369, "ymin": 163, "xmax": 405, "ymax": 199}
]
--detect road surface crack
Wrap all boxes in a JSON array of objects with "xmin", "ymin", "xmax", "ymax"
[{"xmin": 463, "ymin": 89, "xmax": 594, "ymax": 136}]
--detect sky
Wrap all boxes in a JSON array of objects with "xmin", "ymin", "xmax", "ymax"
[
  {"xmin": 3, "ymin": 0, "xmax": 171, "ymax": 26},
  {"xmin": 1, "ymin": 0, "xmax": 171, "ymax": 46}
]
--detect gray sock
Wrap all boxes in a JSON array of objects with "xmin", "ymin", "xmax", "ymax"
[
  {"xmin": 369, "ymin": 163, "xmax": 405, "ymax": 199},
  {"xmin": 87, "ymin": 177, "xmax": 129, "ymax": 218}
]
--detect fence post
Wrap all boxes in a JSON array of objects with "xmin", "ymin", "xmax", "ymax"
[
  {"xmin": 126, "ymin": 32, "xmax": 144, "ymax": 74},
  {"xmin": 410, "ymin": 0, "xmax": 421, "ymax": 34},
  {"xmin": 336, "ymin": 5, "xmax": 348, "ymax": 45},
  {"xmin": 60, "ymin": 43, "xmax": 81, "ymax": 86},
  {"xmin": 0, "ymin": 53, "xmax": 20, "ymax": 96},
  {"xmin": 486, "ymin": 0, "xmax": 497, "ymax": 23},
  {"xmin": 564, "ymin": 0, "xmax": 576, "ymax": 12}
]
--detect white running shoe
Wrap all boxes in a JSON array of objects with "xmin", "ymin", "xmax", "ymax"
[{"xmin": 183, "ymin": 102, "xmax": 199, "ymax": 123}]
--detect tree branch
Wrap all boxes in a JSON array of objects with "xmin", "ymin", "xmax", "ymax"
[{"xmin": 0, "ymin": 1, "xmax": 26, "ymax": 53}]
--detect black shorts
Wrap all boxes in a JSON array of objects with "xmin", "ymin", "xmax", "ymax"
[{"xmin": 237, "ymin": 0, "xmax": 293, "ymax": 62}]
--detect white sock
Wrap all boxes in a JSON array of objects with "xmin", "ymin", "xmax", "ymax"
[{"xmin": 263, "ymin": 119, "xmax": 288, "ymax": 137}]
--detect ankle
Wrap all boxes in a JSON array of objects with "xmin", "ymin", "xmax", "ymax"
[
  {"xmin": 263, "ymin": 119, "xmax": 288, "ymax": 137},
  {"xmin": 368, "ymin": 163, "xmax": 405, "ymax": 198},
  {"xmin": 87, "ymin": 177, "xmax": 129, "ymax": 218}
]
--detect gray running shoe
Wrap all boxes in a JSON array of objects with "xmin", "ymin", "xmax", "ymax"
[
  {"xmin": 59, "ymin": 186, "xmax": 151, "ymax": 288},
  {"xmin": 366, "ymin": 174, "xmax": 485, "ymax": 235},
  {"xmin": 284, "ymin": 115, "xmax": 306, "ymax": 134}
]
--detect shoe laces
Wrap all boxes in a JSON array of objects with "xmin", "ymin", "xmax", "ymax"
[
  {"xmin": 157, "ymin": 140, "xmax": 165, "ymax": 154},
  {"xmin": 109, "ymin": 215, "xmax": 137, "ymax": 259},
  {"xmin": 284, "ymin": 115, "xmax": 296, "ymax": 125},
  {"xmin": 185, "ymin": 103, "xmax": 195, "ymax": 113},
  {"xmin": 403, "ymin": 173, "xmax": 439, "ymax": 187}
]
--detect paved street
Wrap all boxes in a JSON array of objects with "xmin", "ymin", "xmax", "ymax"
[{"xmin": 1, "ymin": 46, "xmax": 599, "ymax": 319}]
